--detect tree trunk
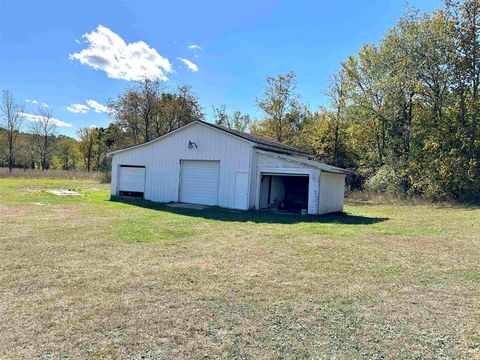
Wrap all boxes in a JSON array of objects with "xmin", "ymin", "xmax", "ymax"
[
  {"xmin": 8, "ymin": 134, "xmax": 13, "ymax": 172},
  {"xmin": 87, "ymin": 149, "xmax": 91, "ymax": 172},
  {"xmin": 334, "ymin": 115, "xmax": 340, "ymax": 167},
  {"xmin": 401, "ymin": 92, "xmax": 414, "ymax": 194}
]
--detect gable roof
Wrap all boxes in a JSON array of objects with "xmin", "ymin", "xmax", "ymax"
[
  {"xmin": 108, "ymin": 120, "xmax": 311, "ymax": 157},
  {"xmin": 198, "ymin": 120, "xmax": 311, "ymax": 156}
]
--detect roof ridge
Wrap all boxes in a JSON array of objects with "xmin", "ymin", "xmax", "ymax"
[
  {"xmin": 197, "ymin": 120, "xmax": 311, "ymax": 156},
  {"xmin": 108, "ymin": 119, "xmax": 313, "ymax": 157}
]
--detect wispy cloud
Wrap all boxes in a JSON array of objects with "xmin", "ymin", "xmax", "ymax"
[
  {"xmin": 65, "ymin": 99, "xmax": 111, "ymax": 114},
  {"xmin": 86, "ymin": 99, "xmax": 111, "ymax": 113},
  {"xmin": 188, "ymin": 44, "xmax": 202, "ymax": 51},
  {"xmin": 25, "ymin": 98, "xmax": 48, "ymax": 107},
  {"xmin": 67, "ymin": 103, "xmax": 89, "ymax": 113},
  {"xmin": 20, "ymin": 112, "xmax": 72, "ymax": 127},
  {"xmin": 177, "ymin": 57, "xmax": 199, "ymax": 72},
  {"xmin": 75, "ymin": 39, "xmax": 81, "ymax": 45},
  {"xmin": 70, "ymin": 25, "xmax": 173, "ymax": 81}
]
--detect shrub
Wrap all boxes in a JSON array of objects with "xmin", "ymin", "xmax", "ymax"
[
  {"xmin": 100, "ymin": 171, "xmax": 111, "ymax": 184},
  {"xmin": 365, "ymin": 165, "xmax": 403, "ymax": 194}
]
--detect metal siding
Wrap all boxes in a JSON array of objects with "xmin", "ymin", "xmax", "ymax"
[
  {"xmin": 110, "ymin": 122, "xmax": 252, "ymax": 209},
  {"xmin": 249, "ymin": 150, "xmax": 259, "ymax": 209},
  {"xmin": 110, "ymin": 156, "xmax": 118, "ymax": 195},
  {"xmin": 318, "ymin": 172, "xmax": 346, "ymax": 214}
]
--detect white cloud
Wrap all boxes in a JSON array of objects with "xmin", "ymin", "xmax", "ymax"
[
  {"xmin": 67, "ymin": 103, "xmax": 90, "ymax": 113},
  {"xmin": 70, "ymin": 25, "xmax": 173, "ymax": 81},
  {"xmin": 177, "ymin": 57, "xmax": 199, "ymax": 72},
  {"xmin": 86, "ymin": 99, "xmax": 111, "ymax": 113},
  {"xmin": 89, "ymin": 124, "xmax": 98, "ymax": 128},
  {"xmin": 75, "ymin": 39, "xmax": 81, "ymax": 45},
  {"xmin": 20, "ymin": 112, "xmax": 72, "ymax": 128},
  {"xmin": 188, "ymin": 44, "xmax": 202, "ymax": 50},
  {"xmin": 65, "ymin": 99, "xmax": 111, "ymax": 114},
  {"xmin": 25, "ymin": 99, "xmax": 48, "ymax": 107}
]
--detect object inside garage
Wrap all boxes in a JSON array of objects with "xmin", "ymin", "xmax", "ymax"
[{"xmin": 260, "ymin": 174, "xmax": 309, "ymax": 213}]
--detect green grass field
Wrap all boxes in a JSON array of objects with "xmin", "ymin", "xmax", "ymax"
[{"xmin": 0, "ymin": 178, "xmax": 479, "ymax": 359}]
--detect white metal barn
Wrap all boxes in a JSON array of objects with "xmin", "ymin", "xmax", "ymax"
[{"xmin": 108, "ymin": 120, "xmax": 348, "ymax": 215}]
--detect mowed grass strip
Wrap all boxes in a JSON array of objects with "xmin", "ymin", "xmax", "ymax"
[{"xmin": 0, "ymin": 178, "xmax": 479, "ymax": 359}]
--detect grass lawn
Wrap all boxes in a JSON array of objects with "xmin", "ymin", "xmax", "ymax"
[{"xmin": 0, "ymin": 178, "xmax": 479, "ymax": 359}]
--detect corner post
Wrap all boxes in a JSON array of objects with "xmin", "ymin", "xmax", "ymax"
[{"xmin": 308, "ymin": 169, "xmax": 320, "ymax": 214}]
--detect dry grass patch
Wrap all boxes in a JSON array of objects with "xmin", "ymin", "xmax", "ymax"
[
  {"xmin": 0, "ymin": 168, "xmax": 107, "ymax": 181},
  {"xmin": 0, "ymin": 179, "xmax": 479, "ymax": 359}
]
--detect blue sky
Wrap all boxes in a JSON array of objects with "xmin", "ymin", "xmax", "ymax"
[{"xmin": 0, "ymin": 0, "xmax": 442, "ymax": 138}]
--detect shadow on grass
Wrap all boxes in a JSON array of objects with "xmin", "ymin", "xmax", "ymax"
[{"xmin": 111, "ymin": 197, "xmax": 389, "ymax": 225}]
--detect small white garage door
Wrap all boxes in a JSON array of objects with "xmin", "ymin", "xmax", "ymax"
[
  {"xmin": 179, "ymin": 160, "xmax": 220, "ymax": 205},
  {"xmin": 118, "ymin": 166, "xmax": 145, "ymax": 194}
]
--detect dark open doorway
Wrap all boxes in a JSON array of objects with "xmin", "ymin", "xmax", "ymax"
[
  {"xmin": 118, "ymin": 190, "xmax": 144, "ymax": 198},
  {"xmin": 260, "ymin": 174, "xmax": 309, "ymax": 214}
]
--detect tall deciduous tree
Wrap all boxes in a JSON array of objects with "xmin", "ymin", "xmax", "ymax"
[
  {"xmin": 342, "ymin": 44, "xmax": 389, "ymax": 168},
  {"xmin": 30, "ymin": 107, "xmax": 56, "ymax": 170},
  {"xmin": 108, "ymin": 79, "xmax": 161, "ymax": 144},
  {"xmin": 446, "ymin": 0, "xmax": 480, "ymax": 183},
  {"xmin": 154, "ymin": 85, "xmax": 204, "ymax": 136},
  {"xmin": 55, "ymin": 136, "xmax": 81, "ymax": 170},
  {"xmin": 255, "ymin": 72, "xmax": 306, "ymax": 144},
  {"xmin": 109, "ymin": 80, "xmax": 204, "ymax": 145},
  {"xmin": 213, "ymin": 105, "xmax": 251, "ymax": 131},
  {"xmin": 77, "ymin": 127, "xmax": 99, "ymax": 172},
  {"xmin": 326, "ymin": 71, "xmax": 351, "ymax": 166},
  {"xmin": 0, "ymin": 90, "xmax": 24, "ymax": 171},
  {"xmin": 334, "ymin": 3, "xmax": 479, "ymax": 199}
]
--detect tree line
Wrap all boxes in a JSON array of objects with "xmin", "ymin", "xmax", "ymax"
[
  {"xmin": 0, "ymin": 84, "xmax": 204, "ymax": 172},
  {"xmin": 252, "ymin": 0, "xmax": 480, "ymax": 201},
  {"xmin": 1, "ymin": 0, "xmax": 479, "ymax": 200}
]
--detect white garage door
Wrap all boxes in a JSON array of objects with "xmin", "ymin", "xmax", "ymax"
[
  {"xmin": 179, "ymin": 160, "xmax": 220, "ymax": 205},
  {"xmin": 119, "ymin": 166, "xmax": 145, "ymax": 193}
]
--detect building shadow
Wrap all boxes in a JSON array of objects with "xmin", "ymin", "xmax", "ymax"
[{"xmin": 110, "ymin": 197, "xmax": 389, "ymax": 225}]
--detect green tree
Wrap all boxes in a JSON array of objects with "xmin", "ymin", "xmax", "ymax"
[
  {"xmin": 446, "ymin": 0, "xmax": 480, "ymax": 192},
  {"xmin": 109, "ymin": 80, "xmax": 204, "ymax": 146},
  {"xmin": 55, "ymin": 136, "xmax": 81, "ymax": 170},
  {"xmin": 213, "ymin": 105, "xmax": 251, "ymax": 131},
  {"xmin": 77, "ymin": 127, "xmax": 99, "ymax": 172},
  {"xmin": 255, "ymin": 72, "xmax": 307, "ymax": 144}
]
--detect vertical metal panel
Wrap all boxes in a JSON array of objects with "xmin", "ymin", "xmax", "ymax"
[
  {"xmin": 318, "ymin": 172, "xmax": 346, "ymax": 214},
  {"xmin": 110, "ymin": 122, "xmax": 253, "ymax": 209}
]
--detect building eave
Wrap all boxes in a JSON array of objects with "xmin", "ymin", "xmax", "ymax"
[{"xmin": 255, "ymin": 149, "xmax": 350, "ymax": 174}]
